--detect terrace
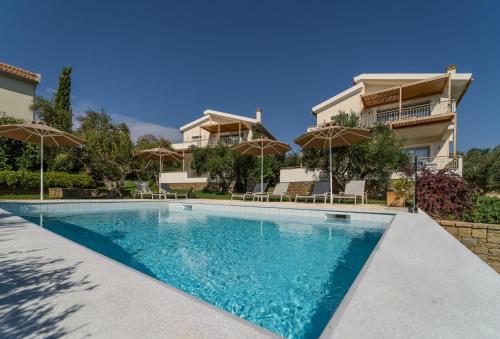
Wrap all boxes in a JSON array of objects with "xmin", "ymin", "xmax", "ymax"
[
  {"xmin": 1, "ymin": 199, "xmax": 499, "ymax": 338},
  {"xmin": 172, "ymin": 135, "xmax": 241, "ymax": 149},
  {"xmin": 358, "ymin": 99, "xmax": 455, "ymax": 128}
]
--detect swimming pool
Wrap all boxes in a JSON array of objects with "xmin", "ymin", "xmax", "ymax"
[{"xmin": 1, "ymin": 202, "xmax": 392, "ymax": 338}]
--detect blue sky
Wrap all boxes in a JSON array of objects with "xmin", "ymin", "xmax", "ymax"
[{"xmin": 2, "ymin": 0, "xmax": 499, "ymax": 150}]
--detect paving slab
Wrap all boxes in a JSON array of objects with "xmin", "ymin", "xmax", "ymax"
[{"xmin": 322, "ymin": 211, "xmax": 500, "ymax": 339}]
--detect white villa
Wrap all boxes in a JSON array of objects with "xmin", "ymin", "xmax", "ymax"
[
  {"xmin": 312, "ymin": 65, "xmax": 472, "ymax": 174},
  {"xmin": 162, "ymin": 65, "xmax": 474, "ymax": 189},
  {"xmin": 0, "ymin": 61, "xmax": 41, "ymax": 122},
  {"xmin": 163, "ymin": 108, "xmax": 275, "ymax": 188}
]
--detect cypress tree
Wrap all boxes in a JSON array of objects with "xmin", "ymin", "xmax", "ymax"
[{"xmin": 53, "ymin": 66, "xmax": 73, "ymax": 131}]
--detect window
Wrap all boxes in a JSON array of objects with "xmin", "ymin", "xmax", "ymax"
[
  {"xmin": 191, "ymin": 136, "xmax": 201, "ymax": 140},
  {"xmin": 406, "ymin": 146, "xmax": 430, "ymax": 159}
]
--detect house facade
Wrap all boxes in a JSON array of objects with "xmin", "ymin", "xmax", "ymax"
[
  {"xmin": 0, "ymin": 62, "xmax": 41, "ymax": 122},
  {"xmin": 312, "ymin": 65, "xmax": 472, "ymax": 175},
  {"xmin": 162, "ymin": 108, "xmax": 275, "ymax": 189}
]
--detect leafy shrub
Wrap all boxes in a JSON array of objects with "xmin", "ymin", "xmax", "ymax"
[
  {"xmin": 463, "ymin": 196, "xmax": 500, "ymax": 224},
  {"xmin": 391, "ymin": 177, "xmax": 414, "ymax": 200},
  {"xmin": 416, "ymin": 168, "xmax": 476, "ymax": 219},
  {"xmin": 463, "ymin": 146, "xmax": 500, "ymax": 193},
  {"xmin": 0, "ymin": 170, "xmax": 95, "ymax": 191}
]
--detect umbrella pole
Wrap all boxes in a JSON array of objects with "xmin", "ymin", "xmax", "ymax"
[
  {"xmin": 159, "ymin": 155, "xmax": 162, "ymax": 188},
  {"xmin": 329, "ymin": 138, "xmax": 333, "ymax": 204},
  {"xmin": 40, "ymin": 135, "xmax": 44, "ymax": 201},
  {"xmin": 261, "ymin": 146, "xmax": 264, "ymax": 194}
]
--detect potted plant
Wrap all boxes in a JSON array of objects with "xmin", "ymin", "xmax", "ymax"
[{"xmin": 387, "ymin": 178, "xmax": 413, "ymax": 207}]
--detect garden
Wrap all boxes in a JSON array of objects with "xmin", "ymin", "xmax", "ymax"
[{"xmin": 0, "ymin": 67, "xmax": 499, "ymax": 228}]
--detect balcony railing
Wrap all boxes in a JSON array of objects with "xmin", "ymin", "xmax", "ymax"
[
  {"xmin": 416, "ymin": 155, "xmax": 463, "ymax": 175},
  {"xmin": 173, "ymin": 136, "xmax": 242, "ymax": 149},
  {"xmin": 359, "ymin": 100, "xmax": 455, "ymax": 127}
]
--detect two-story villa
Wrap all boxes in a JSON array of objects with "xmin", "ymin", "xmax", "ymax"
[
  {"xmin": 0, "ymin": 61, "xmax": 41, "ymax": 122},
  {"xmin": 163, "ymin": 108, "xmax": 275, "ymax": 189},
  {"xmin": 312, "ymin": 65, "xmax": 472, "ymax": 174}
]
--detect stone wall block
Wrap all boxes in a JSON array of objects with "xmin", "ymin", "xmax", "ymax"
[
  {"xmin": 475, "ymin": 244, "xmax": 488, "ymax": 255},
  {"xmin": 472, "ymin": 223, "xmax": 489, "ymax": 229},
  {"xmin": 486, "ymin": 242, "xmax": 500, "ymax": 249},
  {"xmin": 461, "ymin": 238, "xmax": 477, "ymax": 247},
  {"xmin": 487, "ymin": 256, "xmax": 500, "ymax": 263},
  {"xmin": 488, "ymin": 248, "xmax": 500, "ymax": 257},
  {"xmin": 471, "ymin": 229, "xmax": 487, "ymax": 239},
  {"xmin": 487, "ymin": 231, "xmax": 500, "ymax": 244},
  {"xmin": 445, "ymin": 227, "xmax": 458, "ymax": 237},
  {"xmin": 457, "ymin": 228, "xmax": 472, "ymax": 238},
  {"xmin": 487, "ymin": 224, "xmax": 500, "ymax": 231}
]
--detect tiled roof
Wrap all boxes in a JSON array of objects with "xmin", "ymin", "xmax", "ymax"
[{"xmin": 0, "ymin": 62, "xmax": 41, "ymax": 83}]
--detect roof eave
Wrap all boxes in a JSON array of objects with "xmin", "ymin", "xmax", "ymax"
[
  {"xmin": 203, "ymin": 109, "xmax": 257, "ymax": 124},
  {"xmin": 179, "ymin": 116, "xmax": 210, "ymax": 132},
  {"xmin": 312, "ymin": 83, "xmax": 363, "ymax": 115}
]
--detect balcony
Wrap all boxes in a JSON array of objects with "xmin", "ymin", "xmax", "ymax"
[
  {"xmin": 359, "ymin": 100, "xmax": 455, "ymax": 128},
  {"xmin": 171, "ymin": 136, "xmax": 241, "ymax": 150},
  {"xmin": 416, "ymin": 155, "xmax": 463, "ymax": 175}
]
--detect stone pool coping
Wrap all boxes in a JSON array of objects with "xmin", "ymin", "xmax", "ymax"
[{"xmin": 1, "ymin": 199, "xmax": 499, "ymax": 338}]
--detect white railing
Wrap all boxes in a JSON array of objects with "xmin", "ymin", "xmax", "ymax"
[
  {"xmin": 416, "ymin": 155, "xmax": 463, "ymax": 175},
  {"xmin": 171, "ymin": 136, "xmax": 241, "ymax": 149},
  {"xmin": 359, "ymin": 100, "xmax": 455, "ymax": 127}
]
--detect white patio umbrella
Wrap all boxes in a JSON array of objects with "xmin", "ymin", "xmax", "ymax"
[
  {"xmin": 135, "ymin": 147, "xmax": 183, "ymax": 186},
  {"xmin": 294, "ymin": 122, "xmax": 370, "ymax": 204},
  {"xmin": 232, "ymin": 138, "xmax": 291, "ymax": 194},
  {"xmin": 0, "ymin": 122, "xmax": 85, "ymax": 200}
]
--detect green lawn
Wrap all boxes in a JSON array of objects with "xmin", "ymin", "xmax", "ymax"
[
  {"xmin": 0, "ymin": 187, "xmax": 387, "ymax": 205},
  {"xmin": 191, "ymin": 191, "xmax": 232, "ymax": 200},
  {"xmin": 190, "ymin": 191, "xmax": 385, "ymax": 205}
]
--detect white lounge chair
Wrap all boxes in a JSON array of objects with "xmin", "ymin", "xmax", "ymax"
[
  {"xmin": 159, "ymin": 183, "xmax": 188, "ymax": 199},
  {"xmin": 332, "ymin": 180, "xmax": 366, "ymax": 204},
  {"xmin": 133, "ymin": 181, "xmax": 162, "ymax": 199},
  {"xmin": 231, "ymin": 183, "xmax": 268, "ymax": 201},
  {"xmin": 255, "ymin": 183, "xmax": 291, "ymax": 202},
  {"xmin": 295, "ymin": 181, "xmax": 330, "ymax": 203}
]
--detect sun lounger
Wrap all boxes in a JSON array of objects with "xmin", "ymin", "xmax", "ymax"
[
  {"xmin": 231, "ymin": 183, "xmax": 268, "ymax": 201},
  {"xmin": 255, "ymin": 183, "xmax": 291, "ymax": 202},
  {"xmin": 332, "ymin": 180, "xmax": 366, "ymax": 204},
  {"xmin": 295, "ymin": 181, "xmax": 330, "ymax": 203},
  {"xmin": 133, "ymin": 181, "xmax": 163, "ymax": 199},
  {"xmin": 159, "ymin": 183, "xmax": 188, "ymax": 199}
]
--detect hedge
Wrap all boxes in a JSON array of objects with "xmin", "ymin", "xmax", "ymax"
[
  {"xmin": 463, "ymin": 196, "xmax": 500, "ymax": 225},
  {"xmin": 0, "ymin": 170, "xmax": 95, "ymax": 190}
]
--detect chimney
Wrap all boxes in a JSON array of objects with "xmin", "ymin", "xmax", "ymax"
[
  {"xmin": 256, "ymin": 108, "xmax": 262, "ymax": 123},
  {"xmin": 446, "ymin": 64, "xmax": 457, "ymax": 74}
]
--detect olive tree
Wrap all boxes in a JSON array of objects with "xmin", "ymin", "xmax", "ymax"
[
  {"xmin": 301, "ymin": 112, "xmax": 410, "ymax": 196},
  {"xmin": 76, "ymin": 111, "xmax": 136, "ymax": 197}
]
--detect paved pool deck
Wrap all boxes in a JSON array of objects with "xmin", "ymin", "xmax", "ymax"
[{"xmin": 0, "ymin": 199, "xmax": 499, "ymax": 338}]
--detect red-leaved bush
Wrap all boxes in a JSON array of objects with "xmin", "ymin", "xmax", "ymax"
[{"xmin": 416, "ymin": 168, "xmax": 476, "ymax": 219}]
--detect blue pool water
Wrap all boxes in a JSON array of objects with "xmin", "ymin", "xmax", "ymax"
[{"xmin": 4, "ymin": 203, "xmax": 389, "ymax": 338}]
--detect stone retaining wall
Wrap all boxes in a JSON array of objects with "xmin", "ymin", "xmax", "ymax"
[
  {"xmin": 48, "ymin": 188, "xmax": 99, "ymax": 199},
  {"xmin": 439, "ymin": 220, "xmax": 500, "ymax": 273},
  {"xmin": 169, "ymin": 183, "xmax": 206, "ymax": 191}
]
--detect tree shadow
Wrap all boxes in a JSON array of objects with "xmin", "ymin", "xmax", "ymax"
[{"xmin": 0, "ymin": 247, "xmax": 98, "ymax": 338}]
